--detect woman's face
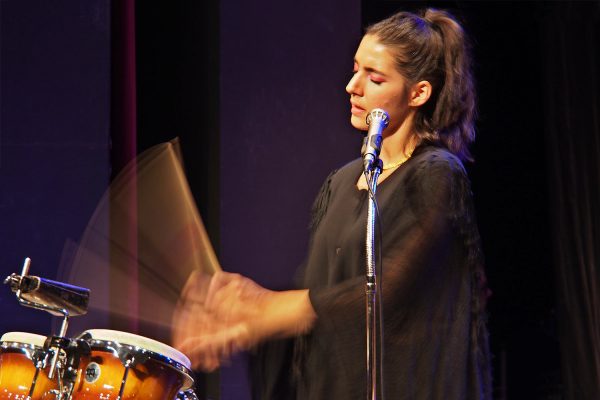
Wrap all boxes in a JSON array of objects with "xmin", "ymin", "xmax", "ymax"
[{"xmin": 346, "ymin": 34, "xmax": 411, "ymax": 134}]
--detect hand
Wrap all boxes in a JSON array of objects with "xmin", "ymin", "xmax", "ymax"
[
  {"xmin": 171, "ymin": 270, "xmax": 267, "ymax": 370},
  {"xmin": 172, "ymin": 271, "xmax": 316, "ymax": 371},
  {"xmin": 171, "ymin": 270, "xmax": 231, "ymax": 371}
]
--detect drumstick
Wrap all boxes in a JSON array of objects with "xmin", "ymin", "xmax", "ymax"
[{"xmin": 58, "ymin": 139, "xmax": 220, "ymax": 342}]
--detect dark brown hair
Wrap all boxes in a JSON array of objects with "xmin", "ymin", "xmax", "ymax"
[{"xmin": 366, "ymin": 9, "xmax": 476, "ymax": 161}]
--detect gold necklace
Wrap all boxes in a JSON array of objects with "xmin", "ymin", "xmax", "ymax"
[{"xmin": 382, "ymin": 157, "xmax": 408, "ymax": 170}]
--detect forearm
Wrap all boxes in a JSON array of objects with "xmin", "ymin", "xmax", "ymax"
[
  {"xmin": 181, "ymin": 271, "xmax": 318, "ymax": 362},
  {"xmin": 256, "ymin": 289, "xmax": 317, "ymax": 340}
]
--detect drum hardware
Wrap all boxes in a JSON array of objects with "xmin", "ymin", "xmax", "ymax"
[
  {"xmin": 28, "ymin": 356, "xmax": 45, "ymax": 399},
  {"xmin": 3, "ymin": 258, "xmax": 91, "ymax": 399},
  {"xmin": 4, "ymin": 258, "xmax": 90, "ymax": 318},
  {"xmin": 115, "ymin": 352, "xmax": 152, "ymax": 400},
  {"xmin": 119, "ymin": 356, "xmax": 133, "ymax": 400},
  {"xmin": 3, "ymin": 258, "xmax": 198, "ymax": 399},
  {"xmin": 30, "ymin": 345, "xmax": 51, "ymax": 398},
  {"xmin": 43, "ymin": 337, "xmax": 91, "ymax": 399},
  {"xmin": 177, "ymin": 389, "xmax": 200, "ymax": 400},
  {"xmin": 40, "ymin": 338, "xmax": 77, "ymax": 399},
  {"xmin": 27, "ymin": 346, "xmax": 49, "ymax": 398},
  {"xmin": 4, "ymin": 257, "xmax": 90, "ymax": 383}
]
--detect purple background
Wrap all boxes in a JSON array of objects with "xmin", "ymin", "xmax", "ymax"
[
  {"xmin": 0, "ymin": 0, "xmax": 110, "ymax": 334},
  {"xmin": 218, "ymin": 1, "xmax": 361, "ymax": 397},
  {"xmin": 0, "ymin": 0, "xmax": 360, "ymax": 398}
]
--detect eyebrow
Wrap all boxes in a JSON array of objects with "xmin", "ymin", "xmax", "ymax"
[{"xmin": 354, "ymin": 59, "xmax": 389, "ymax": 77}]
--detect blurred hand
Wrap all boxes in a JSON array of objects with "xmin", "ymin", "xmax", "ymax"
[
  {"xmin": 172, "ymin": 271, "xmax": 269, "ymax": 370},
  {"xmin": 172, "ymin": 270, "xmax": 315, "ymax": 371}
]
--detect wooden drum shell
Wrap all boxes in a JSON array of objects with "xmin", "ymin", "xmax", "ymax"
[
  {"xmin": 72, "ymin": 330, "xmax": 193, "ymax": 400},
  {"xmin": 0, "ymin": 333, "xmax": 57, "ymax": 400}
]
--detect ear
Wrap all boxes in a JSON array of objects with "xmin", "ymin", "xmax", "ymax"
[{"xmin": 408, "ymin": 80, "xmax": 432, "ymax": 107}]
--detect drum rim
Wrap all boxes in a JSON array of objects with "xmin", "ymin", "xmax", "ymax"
[
  {"xmin": 84, "ymin": 338, "xmax": 194, "ymax": 390},
  {"xmin": 0, "ymin": 340, "xmax": 51, "ymax": 368},
  {"xmin": 1, "ymin": 332, "xmax": 47, "ymax": 360},
  {"xmin": 81, "ymin": 329, "xmax": 190, "ymax": 367},
  {"xmin": 0, "ymin": 340, "xmax": 42, "ymax": 359}
]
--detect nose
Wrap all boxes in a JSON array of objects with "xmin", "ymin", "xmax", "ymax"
[{"xmin": 346, "ymin": 72, "xmax": 363, "ymax": 96}]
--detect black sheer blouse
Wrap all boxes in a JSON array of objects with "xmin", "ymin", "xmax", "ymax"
[{"xmin": 253, "ymin": 144, "xmax": 492, "ymax": 400}]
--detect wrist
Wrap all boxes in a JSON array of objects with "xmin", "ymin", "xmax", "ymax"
[{"xmin": 257, "ymin": 289, "xmax": 317, "ymax": 340}]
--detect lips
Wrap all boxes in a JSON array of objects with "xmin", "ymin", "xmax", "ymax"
[{"xmin": 350, "ymin": 102, "xmax": 366, "ymax": 115}]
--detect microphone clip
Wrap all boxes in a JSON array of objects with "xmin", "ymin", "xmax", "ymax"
[{"xmin": 363, "ymin": 108, "xmax": 390, "ymax": 173}]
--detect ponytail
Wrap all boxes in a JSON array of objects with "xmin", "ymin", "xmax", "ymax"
[{"xmin": 366, "ymin": 9, "xmax": 476, "ymax": 161}]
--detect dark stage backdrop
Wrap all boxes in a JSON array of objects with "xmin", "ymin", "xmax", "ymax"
[
  {"xmin": 218, "ymin": 0, "xmax": 362, "ymax": 397},
  {"xmin": 135, "ymin": 0, "xmax": 362, "ymax": 398},
  {"xmin": 0, "ymin": 1, "xmax": 111, "ymax": 335},
  {"xmin": 542, "ymin": 3, "xmax": 600, "ymax": 399}
]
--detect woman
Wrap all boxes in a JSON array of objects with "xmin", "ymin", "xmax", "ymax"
[{"xmin": 174, "ymin": 8, "xmax": 492, "ymax": 399}]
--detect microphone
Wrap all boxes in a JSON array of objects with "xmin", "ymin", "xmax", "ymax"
[
  {"xmin": 362, "ymin": 108, "xmax": 390, "ymax": 172},
  {"xmin": 5, "ymin": 273, "xmax": 90, "ymax": 317}
]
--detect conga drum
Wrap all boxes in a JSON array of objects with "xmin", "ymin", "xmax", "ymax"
[
  {"xmin": 72, "ymin": 329, "xmax": 194, "ymax": 399},
  {"xmin": 0, "ymin": 332, "xmax": 57, "ymax": 400}
]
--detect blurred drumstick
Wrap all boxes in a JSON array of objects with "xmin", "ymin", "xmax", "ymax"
[{"xmin": 60, "ymin": 139, "xmax": 220, "ymax": 341}]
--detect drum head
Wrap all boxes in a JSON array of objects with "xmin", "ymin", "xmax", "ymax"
[{"xmin": 1, "ymin": 332, "xmax": 47, "ymax": 347}]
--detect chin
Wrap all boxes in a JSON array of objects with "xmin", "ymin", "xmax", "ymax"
[{"xmin": 350, "ymin": 114, "xmax": 368, "ymax": 131}]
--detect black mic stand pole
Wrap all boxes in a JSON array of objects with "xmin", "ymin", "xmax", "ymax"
[{"xmin": 365, "ymin": 159, "xmax": 382, "ymax": 400}]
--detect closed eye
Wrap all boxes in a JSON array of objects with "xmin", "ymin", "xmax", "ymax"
[{"xmin": 369, "ymin": 75, "xmax": 385, "ymax": 84}]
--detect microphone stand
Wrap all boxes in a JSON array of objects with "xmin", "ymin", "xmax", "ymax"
[{"xmin": 364, "ymin": 160, "xmax": 382, "ymax": 400}]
